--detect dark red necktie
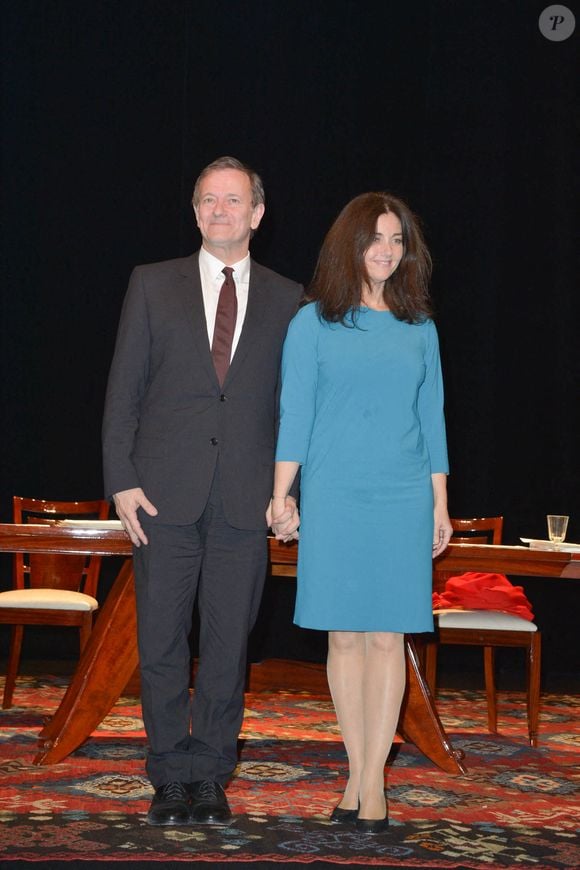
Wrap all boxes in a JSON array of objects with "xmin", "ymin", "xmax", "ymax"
[{"xmin": 211, "ymin": 266, "xmax": 237, "ymax": 386}]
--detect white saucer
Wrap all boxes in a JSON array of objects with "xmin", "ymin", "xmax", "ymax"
[{"xmin": 520, "ymin": 537, "xmax": 580, "ymax": 553}]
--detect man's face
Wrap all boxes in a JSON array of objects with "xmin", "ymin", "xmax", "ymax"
[{"xmin": 193, "ymin": 168, "xmax": 265, "ymax": 262}]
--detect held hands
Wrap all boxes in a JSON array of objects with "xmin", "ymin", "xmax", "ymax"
[
  {"xmin": 266, "ymin": 495, "xmax": 300, "ymax": 542},
  {"xmin": 113, "ymin": 487, "xmax": 158, "ymax": 547},
  {"xmin": 432, "ymin": 504, "xmax": 453, "ymax": 558}
]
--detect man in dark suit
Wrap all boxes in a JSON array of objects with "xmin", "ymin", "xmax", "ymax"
[{"xmin": 102, "ymin": 156, "xmax": 301, "ymax": 826}]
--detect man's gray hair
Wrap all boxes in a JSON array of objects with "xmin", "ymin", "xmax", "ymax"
[{"xmin": 192, "ymin": 156, "xmax": 265, "ymax": 208}]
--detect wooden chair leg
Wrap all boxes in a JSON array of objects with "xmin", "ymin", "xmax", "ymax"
[
  {"xmin": 3, "ymin": 624, "xmax": 24, "ymax": 709},
  {"xmin": 424, "ymin": 641, "xmax": 438, "ymax": 696},
  {"xmin": 483, "ymin": 645, "xmax": 497, "ymax": 733},
  {"xmin": 527, "ymin": 632, "xmax": 542, "ymax": 748}
]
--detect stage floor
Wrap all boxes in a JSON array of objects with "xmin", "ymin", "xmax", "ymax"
[{"xmin": 0, "ymin": 662, "xmax": 578, "ymax": 867}]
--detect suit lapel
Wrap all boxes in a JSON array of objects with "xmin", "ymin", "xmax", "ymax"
[{"xmin": 176, "ymin": 252, "xmax": 219, "ymax": 386}]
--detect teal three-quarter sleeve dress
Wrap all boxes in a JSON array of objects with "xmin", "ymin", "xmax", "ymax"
[{"xmin": 275, "ymin": 302, "xmax": 449, "ymax": 632}]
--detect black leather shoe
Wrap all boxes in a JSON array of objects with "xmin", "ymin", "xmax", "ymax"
[
  {"xmin": 330, "ymin": 804, "xmax": 359, "ymax": 823},
  {"xmin": 146, "ymin": 781, "xmax": 191, "ymax": 826},
  {"xmin": 355, "ymin": 814, "xmax": 389, "ymax": 834},
  {"xmin": 189, "ymin": 780, "xmax": 231, "ymax": 824}
]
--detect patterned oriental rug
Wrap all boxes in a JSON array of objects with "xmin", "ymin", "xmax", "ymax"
[{"xmin": 0, "ymin": 675, "xmax": 578, "ymax": 869}]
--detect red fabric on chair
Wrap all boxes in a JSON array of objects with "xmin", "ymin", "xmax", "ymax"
[{"xmin": 432, "ymin": 572, "xmax": 534, "ymax": 621}]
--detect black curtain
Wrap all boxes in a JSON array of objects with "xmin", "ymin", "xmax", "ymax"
[{"xmin": 1, "ymin": 0, "xmax": 578, "ymax": 677}]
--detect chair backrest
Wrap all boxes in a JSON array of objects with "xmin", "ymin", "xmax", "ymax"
[
  {"xmin": 450, "ymin": 516, "xmax": 503, "ymax": 545},
  {"xmin": 433, "ymin": 515, "xmax": 505, "ymax": 592},
  {"xmin": 13, "ymin": 496, "xmax": 110, "ymax": 597}
]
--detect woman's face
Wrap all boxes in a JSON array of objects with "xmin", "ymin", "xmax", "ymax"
[{"xmin": 363, "ymin": 211, "xmax": 404, "ymax": 290}]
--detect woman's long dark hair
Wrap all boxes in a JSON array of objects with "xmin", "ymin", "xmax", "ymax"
[{"xmin": 308, "ymin": 192, "xmax": 433, "ymax": 324}]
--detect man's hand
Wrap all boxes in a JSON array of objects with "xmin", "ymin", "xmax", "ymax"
[
  {"xmin": 113, "ymin": 487, "xmax": 158, "ymax": 547},
  {"xmin": 267, "ymin": 496, "xmax": 300, "ymax": 542}
]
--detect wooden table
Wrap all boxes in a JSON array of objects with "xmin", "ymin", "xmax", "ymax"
[
  {"xmin": 433, "ymin": 542, "xmax": 580, "ymax": 582},
  {"xmin": 1, "ymin": 524, "xmax": 578, "ymax": 772}
]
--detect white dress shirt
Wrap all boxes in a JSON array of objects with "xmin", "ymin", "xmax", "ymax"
[{"xmin": 198, "ymin": 246, "xmax": 250, "ymax": 360}]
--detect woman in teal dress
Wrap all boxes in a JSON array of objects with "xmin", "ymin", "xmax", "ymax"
[{"xmin": 267, "ymin": 192, "xmax": 452, "ymax": 833}]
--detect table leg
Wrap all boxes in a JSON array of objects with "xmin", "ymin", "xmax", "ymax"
[
  {"xmin": 34, "ymin": 559, "xmax": 139, "ymax": 765},
  {"xmin": 33, "ymin": 570, "xmax": 465, "ymax": 774},
  {"xmin": 398, "ymin": 636, "xmax": 467, "ymax": 774}
]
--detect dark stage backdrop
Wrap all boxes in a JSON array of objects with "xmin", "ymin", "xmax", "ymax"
[{"xmin": 1, "ymin": 1, "xmax": 578, "ymax": 677}]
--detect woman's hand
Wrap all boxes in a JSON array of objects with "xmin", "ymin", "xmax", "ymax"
[
  {"xmin": 267, "ymin": 495, "xmax": 300, "ymax": 542},
  {"xmin": 432, "ymin": 503, "xmax": 453, "ymax": 558}
]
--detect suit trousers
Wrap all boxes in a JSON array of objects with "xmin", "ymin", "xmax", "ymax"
[{"xmin": 133, "ymin": 465, "xmax": 268, "ymax": 787}]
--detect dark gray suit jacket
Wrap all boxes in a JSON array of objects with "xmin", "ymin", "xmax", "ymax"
[{"xmin": 102, "ymin": 252, "xmax": 302, "ymax": 528}]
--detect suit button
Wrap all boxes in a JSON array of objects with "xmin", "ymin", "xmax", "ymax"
[
  {"xmin": 220, "ymin": 394, "xmax": 227, "ymax": 402},
  {"xmin": 210, "ymin": 438, "xmax": 218, "ymax": 446}
]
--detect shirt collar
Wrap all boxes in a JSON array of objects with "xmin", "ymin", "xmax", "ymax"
[{"xmin": 199, "ymin": 247, "xmax": 251, "ymax": 283}]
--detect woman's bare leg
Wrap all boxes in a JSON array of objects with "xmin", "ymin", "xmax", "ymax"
[
  {"xmin": 359, "ymin": 631, "xmax": 406, "ymax": 819},
  {"xmin": 327, "ymin": 630, "xmax": 365, "ymax": 808}
]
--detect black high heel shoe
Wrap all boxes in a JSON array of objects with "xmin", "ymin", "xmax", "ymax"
[
  {"xmin": 330, "ymin": 803, "xmax": 359, "ymax": 823},
  {"xmin": 355, "ymin": 797, "xmax": 389, "ymax": 833},
  {"xmin": 355, "ymin": 814, "xmax": 389, "ymax": 833}
]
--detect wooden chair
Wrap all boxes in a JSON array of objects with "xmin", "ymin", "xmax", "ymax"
[
  {"xmin": 0, "ymin": 496, "xmax": 109, "ymax": 708},
  {"xmin": 425, "ymin": 516, "xmax": 542, "ymax": 746}
]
